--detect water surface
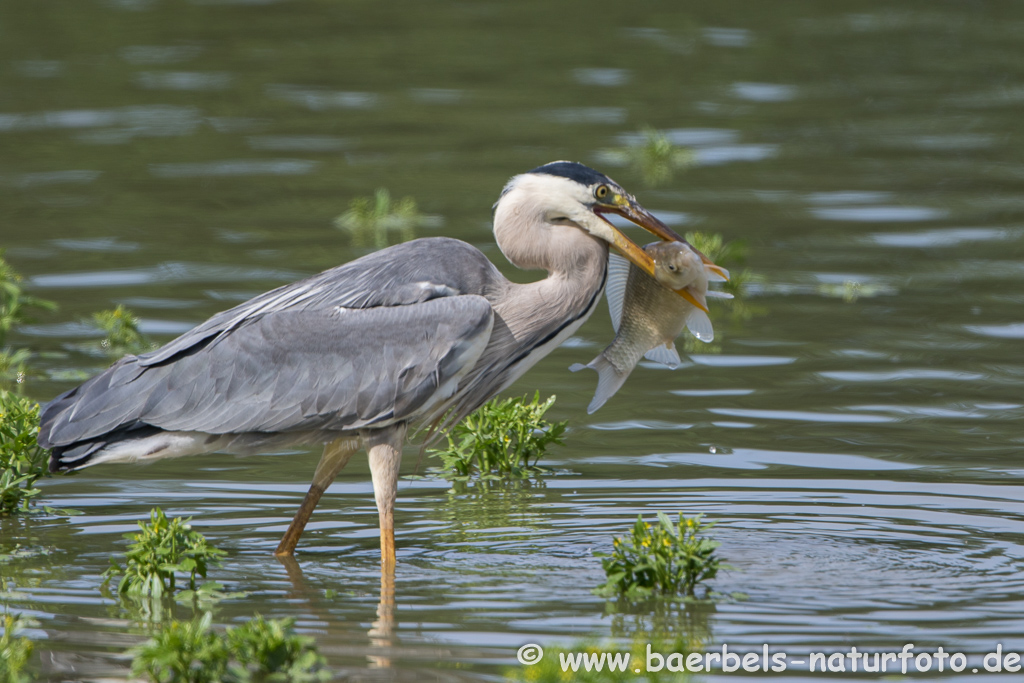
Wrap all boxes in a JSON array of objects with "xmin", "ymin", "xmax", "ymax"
[{"xmin": 3, "ymin": 1, "xmax": 1024, "ymax": 680}]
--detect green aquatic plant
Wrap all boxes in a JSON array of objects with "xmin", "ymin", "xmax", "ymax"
[
  {"xmin": 598, "ymin": 128, "xmax": 695, "ymax": 188},
  {"xmin": 0, "ymin": 253, "xmax": 56, "ymax": 347},
  {"xmin": 0, "ymin": 251, "xmax": 56, "ymax": 384},
  {"xmin": 130, "ymin": 612, "xmax": 229, "ymax": 683},
  {"xmin": 595, "ymin": 513, "xmax": 722, "ymax": 600},
  {"xmin": 91, "ymin": 304, "xmax": 153, "ymax": 357},
  {"xmin": 103, "ymin": 508, "xmax": 227, "ymax": 598},
  {"xmin": 817, "ymin": 279, "xmax": 888, "ymax": 303},
  {"xmin": 630, "ymin": 128, "xmax": 695, "ymax": 187},
  {"xmin": 429, "ymin": 392, "xmax": 566, "ymax": 479},
  {"xmin": 130, "ymin": 612, "xmax": 329, "ymax": 683},
  {"xmin": 0, "ymin": 611, "xmax": 34, "ymax": 683},
  {"xmin": 225, "ymin": 614, "xmax": 328, "ymax": 682},
  {"xmin": 334, "ymin": 188, "xmax": 426, "ymax": 248},
  {"xmin": 0, "ymin": 391, "xmax": 49, "ymax": 516}
]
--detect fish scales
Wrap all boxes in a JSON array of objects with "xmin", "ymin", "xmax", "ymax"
[{"xmin": 571, "ymin": 241, "xmax": 727, "ymax": 414}]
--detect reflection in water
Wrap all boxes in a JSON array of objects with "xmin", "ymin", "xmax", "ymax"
[
  {"xmin": 368, "ymin": 565, "xmax": 396, "ymax": 669},
  {"xmin": 276, "ymin": 554, "xmax": 397, "ymax": 671}
]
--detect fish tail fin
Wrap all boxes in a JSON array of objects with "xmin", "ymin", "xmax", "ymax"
[{"xmin": 571, "ymin": 355, "xmax": 631, "ymax": 414}]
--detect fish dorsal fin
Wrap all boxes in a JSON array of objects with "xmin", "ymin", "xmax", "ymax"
[
  {"xmin": 707, "ymin": 290, "xmax": 734, "ymax": 299},
  {"xmin": 644, "ymin": 342, "xmax": 681, "ymax": 368},
  {"xmin": 605, "ymin": 253, "xmax": 631, "ymax": 332},
  {"xmin": 687, "ymin": 309, "xmax": 715, "ymax": 342}
]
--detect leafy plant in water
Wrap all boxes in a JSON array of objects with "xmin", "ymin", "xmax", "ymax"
[
  {"xmin": 0, "ymin": 391, "xmax": 49, "ymax": 515},
  {"xmin": 0, "ymin": 251, "xmax": 57, "ymax": 384},
  {"xmin": 225, "ymin": 614, "xmax": 328, "ymax": 682},
  {"xmin": 130, "ymin": 612, "xmax": 328, "ymax": 683},
  {"xmin": 91, "ymin": 304, "xmax": 153, "ymax": 357},
  {"xmin": 130, "ymin": 612, "xmax": 228, "ymax": 683},
  {"xmin": 334, "ymin": 188, "xmax": 427, "ymax": 248},
  {"xmin": 0, "ymin": 611, "xmax": 34, "ymax": 683},
  {"xmin": 597, "ymin": 128, "xmax": 695, "ymax": 188},
  {"xmin": 630, "ymin": 127, "xmax": 695, "ymax": 187},
  {"xmin": 429, "ymin": 392, "xmax": 566, "ymax": 479},
  {"xmin": 104, "ymin": 508, "xmax": 227, "ymax": 598},
  {"xmin": 817, "ymin": 279, "xmax": 888, "ymax": 303},
  {"xmin": 595, "ymin": 513, "xmax": 721, "ymax": 600}
]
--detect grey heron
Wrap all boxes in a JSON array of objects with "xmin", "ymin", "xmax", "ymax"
[{"xmin": 37, "ymin": 161, "xmax": 721, "ymax": 568}]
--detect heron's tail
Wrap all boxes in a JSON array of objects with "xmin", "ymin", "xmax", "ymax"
[
  {"xmin": 569, "ymin": 355, "xmax": 632, "ymax": 414},
  {"xmin": 47, "ymin": 424, "xmax": 168, "ymax": 472}
]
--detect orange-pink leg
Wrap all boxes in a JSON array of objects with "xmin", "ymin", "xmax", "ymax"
[
  {"xmin": 363, "ymin": 424, "xmax": 407, "ymax": 570},
  {"xmin": 275, "ymin": 437, "xmax": 359, "ymax": 556}
]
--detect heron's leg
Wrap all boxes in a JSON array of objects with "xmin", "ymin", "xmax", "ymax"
[
  {"xmin": 362, "ymin": 424, "xmax": 407, "ymax": 570},
  {"xmin": 275, "ymin": 437, "xmax": 360, "ymax": 557}
]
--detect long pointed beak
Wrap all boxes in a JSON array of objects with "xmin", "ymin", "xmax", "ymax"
[
  {"xmin": 597, "ymin": 197, "xmax": 730, "ymax": 284},
  {"xmin": 594, "ymin": 198, "xmax": 720, "ymax": 311},
  {"xmin": 676, "ymin": 285, "xmax": 709, "ymax": 313}
]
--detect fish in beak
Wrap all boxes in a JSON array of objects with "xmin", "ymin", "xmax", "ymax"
[{"xmin": 593, "ymin": 193, "xmax": 726, "ymax": 313}]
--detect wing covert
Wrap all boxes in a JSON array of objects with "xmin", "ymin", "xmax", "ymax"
[{"xmin": 41, "ymin": 295, "xmax": 494, "ymax": 446}]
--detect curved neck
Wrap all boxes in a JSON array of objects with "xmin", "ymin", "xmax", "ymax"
[{"xmin": 492, "ymin": 220, "xmax": 609, "ymax": 345}]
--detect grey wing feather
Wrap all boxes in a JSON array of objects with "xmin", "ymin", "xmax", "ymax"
[
  {"xmin": 137, "ymin": 237, "xmax": 501, "ymax": 367},
  {"xmin": 40, "ymin": 295, "xmax": 493, "ymax": 446}
]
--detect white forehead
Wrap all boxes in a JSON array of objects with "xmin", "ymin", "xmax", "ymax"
[{"xmin": 500, "ymin": 172, "xmax": 596, "ymax": 208}]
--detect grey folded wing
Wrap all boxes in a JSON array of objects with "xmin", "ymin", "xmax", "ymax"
[
  {"xmin": 136, "ymin": 237, "xmax": 501, "ymax": 368},
  {"xmin": 39, "ymin": 294, "xmax": 494, "ymax": 447}
]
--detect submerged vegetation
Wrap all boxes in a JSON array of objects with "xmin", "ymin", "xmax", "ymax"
[
  {"xmin": 429, "ymin": 392, "xmax": 567, "ymax": 478},
  {"xmin": 0, "ymin": 392, "xmax": 49, "ymax": 516},
  {"xmin": 597, "ymin": 127, "xmax": 695, "ymax": 188},
  {"xmin": 130, "ymin": 612, "xmax": 328, "ymax": 683},
  {"xmin": 103, "ymin": 508, "xmax": 227, "ymax": 598},
  {"xmin": 91, "ymin": 304, "xmax": 153, "ymax": 357},
  {"xmin": 334, "ymin": 188, "xmax": 438, "ymax": 248},
  {"xmin": 595, "ymin": 513, "xmax": 722, "ymax": 600},
  {"xmin": 0, "ymin": 611, "xmax": 34, "ymax": 683},
  {"xmin": 0, "ymin": 252, "xmax": 56, "ymax": 385}
]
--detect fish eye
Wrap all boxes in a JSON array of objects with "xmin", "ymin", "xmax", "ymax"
[
  {"xmin": 594, "ymin": 184, "xmax": 610, "ymax": 200},
  {"xmin": 667, "ymin": 264, "xmax": 677, "ymax": 271}
]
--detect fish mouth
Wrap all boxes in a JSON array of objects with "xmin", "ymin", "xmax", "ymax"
[{"xmin": 593, "ymin": 200, "xmax": 717, "ymax": 312}]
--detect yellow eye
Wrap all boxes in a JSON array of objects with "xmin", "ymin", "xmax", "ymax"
[{"xmin": 595, "ymin": 184, "xmax": 610, "ymax": 200}]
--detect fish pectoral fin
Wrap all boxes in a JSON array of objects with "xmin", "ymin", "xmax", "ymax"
[
  {"xmin": 707, "ymin": 290, "xmax": 734, "ymax": 300},
  {"xmin": 687, "ymin": 309, "xmax": 715, "ymax": 342},
  {"xmin": 569, "ymin": 363, "xmax": 588, "ymax": 372},
  {"xmin": 605, "ymin": 254, "xmax": 631, "ymax": 332},
  {"xmin": 644, "ymin": 343, "xmax": 682, "ymax": 368}
]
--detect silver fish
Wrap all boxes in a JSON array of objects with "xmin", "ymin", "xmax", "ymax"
[{"xmin": 571, "ymin": 241, "xmax": 731, "ymax": 414}]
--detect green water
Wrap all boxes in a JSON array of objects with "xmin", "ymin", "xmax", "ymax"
[{"xmin": 3, "ymin": 0, "xmax": 1024, "ymax": 680}]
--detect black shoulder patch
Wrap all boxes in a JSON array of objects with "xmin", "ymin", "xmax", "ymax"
[{"xmin": 529, "ymin": 161, "xmax": 611, "ymax": 187}]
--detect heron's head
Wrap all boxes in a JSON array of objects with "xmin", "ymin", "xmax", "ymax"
[{"xmin": 493, "ymin": 161, "xmax": 722, "ymax": 306}]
